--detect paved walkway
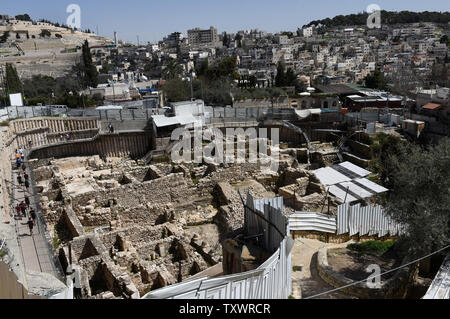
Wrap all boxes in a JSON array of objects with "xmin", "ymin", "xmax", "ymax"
[
  {"xmin": 11, "ymin": 155, "xmax": 58, "ymax": 277},
  {"xmin": 291, "ymin": 238, "xmax": 355, "ymax": 299}
]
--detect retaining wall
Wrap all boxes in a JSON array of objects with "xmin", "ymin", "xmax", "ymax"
[
  {"xmin": 0, "ymin": 262, "xmax": 43, "ymax": 299},
  {"xmin": 291, "ymin": 230, "xmax": 398, "ymax": 244},
  {"xmin": 317, "ymin": 245, "xmax": 413, "ymax": 299},
  {"xmin": 12, "ymin": 117, "xmax": 100, "ymax": 150},
  {"xmin": 29, "ymin": 132, "xmax": 152, "ymax": 160}
]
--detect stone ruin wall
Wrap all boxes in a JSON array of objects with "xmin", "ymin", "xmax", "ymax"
[
  {"xmin": 33, "ymin": 156, "xmax": 226, "ymax": 298},
  {"xmin": 30, "ymin": 132, "xmax": 152, "ymax": 160},
  {"xmin": 12, "ymin": 117, "xmax": 100, "ymax": 150}
]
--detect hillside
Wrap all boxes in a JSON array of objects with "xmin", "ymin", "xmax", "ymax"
[
  {"xmin": 0, "ymin": 16, "xmax": 112, "ymax": 78},
  {"xmin": 304, "ymin": 10, "xmax": 450, "ymax": 28}
]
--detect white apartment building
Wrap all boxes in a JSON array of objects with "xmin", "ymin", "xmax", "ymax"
[{"xmin": 303, "ymin": 27, "xmax": 314, "ymax": 38}]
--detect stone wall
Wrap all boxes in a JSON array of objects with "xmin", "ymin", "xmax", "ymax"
[
  {"xmin": 342, "ymin": 152, "xmax": 371, "ymax": 168},
  {"xmin": 346, "ymin": 139, "xmax": 372, "ymax": 160},
  {"xmin": 30, "ymin": 132, "xmax": 152, "ymax": 160},
  {"xmin": 12, "ymin": 117, "xmax": 100, "ymax": 150},
  {"xmin": 291, "ymin": 231, "xmax": 398, "ymax": 244},
  {"xmin": 71, "ymin": 173, "xmax": 195, "ymax": 214}
]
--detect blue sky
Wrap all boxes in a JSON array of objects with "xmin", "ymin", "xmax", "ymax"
[{"xmin": 2, "ymin": 0, "xmax": 449, "ymax": 43}]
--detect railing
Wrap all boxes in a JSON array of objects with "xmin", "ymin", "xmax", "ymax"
[{"xmin": 26, "ymin": 151, "xmax": 67, "ymax": 283}]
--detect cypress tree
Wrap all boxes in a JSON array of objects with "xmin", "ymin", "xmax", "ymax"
[
  {"xmin": 275, "ymin": 61, "xmax": 286, "ymax": 87},
  {"xmin": 5, "ymin": 63, "xmax": 23, "ymax": 94},
  {"xmin": 81, "ymin": 40, "xmax": 98, "ymax": 88}
]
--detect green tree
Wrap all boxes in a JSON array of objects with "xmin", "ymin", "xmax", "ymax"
[
  {"xmin": 81, "ymin": 40, "xmax": 98, "ymax": 88},
  {"xmin": 195, "ymin": 59, "xmax": 209, "ymax": 77},
  {"xmin": 222, "ymin": 32, "xmax": 230, "ymax": 48},
  {"xmin": 235, "ymin": 34, "xmax": 242, "ymax": 48},
  {"xmin": 15, "ymin": 14, "xmax": 31, "ymax": 21},
  {"xmin": 384, "ymin": 138, "xmax": 450, "ymax": 258},
  {"xmin": 40, "ymin": 30, "xmax": 51, "ymax": 38},
  {"xmin": 248, "ymin": 75, "xmax": 257, "ymax": 88},
  {"xmin": 364, "ymin": 69, "xmax": 387, "ymax": 90},
  {"xmin": 0, "ymin": 31, "xmax": 10, "ymax": 43},
  {"xmin": 23, "ymin": 75, "xmax": 57, "ymax": 98},
  {"xmin": 285, "ymin": 68, "xmax": 297, "ymax": 87},
  {"xmin": 162, "ymin": 79, "xmax": 190, "ymax": 102},
  {"xmin": 144, "ymin": 54, "xmax": 162, "ymax": 78},
  {"xmin": 275, "ymin": 62, "xmax": 286, "ymax": 87},
  {"xmin": 5, "ymin": 63, "xmax": 23, "ymax": 94},
  {"xmin": 162, "ymin": 58, "xmax": 184, "ymax": 80},
  {"xmin": 268, "ymin": 87, "xmax": 285, "ymax": 108}
]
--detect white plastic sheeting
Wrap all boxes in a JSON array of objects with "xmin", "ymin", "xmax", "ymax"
[
  {"xmin": 313, "ymin": 166, "xmax": 351, "ymax": 186},
  {"xmin": 289, "ymin": 213, "xmax": 337, "ymax": 234},
  {"xmin": 338, "ymin": 162, "xmax": 371, "ymax": 177},
  {"xmin": 313, "ymin": 162, "xmax": 388, "ymax": 203},
  {"xmin": 142, "ymin": 194, "xmax": 293, "ymax": 299},
  {"xmin": 337, "ymin": 203, "xmax": 405, "ymax": 237}
]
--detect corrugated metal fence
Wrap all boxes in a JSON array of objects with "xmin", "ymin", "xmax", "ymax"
[
  {"xmin": 288, "ymin": 203, "xmax": 405, "ymax": 238},
  {"xmin": 143, "ymin": 194, "xmax": 293, "ymax": 299},
  {"xmin": 245, "ymin": 195, "xmax": 286, "ymax": 253},
  {"xmin": 337, "ymin": 203, "xmax": 404, "ymax": 237},
  {"xmin": 289, "ymin": 212, "xmax": 337, "ymax": 234}
]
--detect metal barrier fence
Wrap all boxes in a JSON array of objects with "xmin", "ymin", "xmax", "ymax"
[
  {"xmin": 143, "ymin": 194, "xmax": 293, "ymax": 299},
  {"xmin": 337, "ymin": 203, "xmax": 405, "ymax": 237},
  {"xmin": 288, "ymin": 203, "xmax": 405, "ymax": 238}
]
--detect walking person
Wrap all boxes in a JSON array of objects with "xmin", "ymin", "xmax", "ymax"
[
  {"xmin": 15, "ymin": 204, "xmax": 21, "ymax": 218},
  {"xmin": 16, "ymin": 157, "xmax": 22, "ymax": 169},
  {"xmin": 24, "ymin": 172, "xmax": 29, "ymax": 181},
  {"xmin": 24, "ymin": 179, "xmax": 30, "ymax": 191},
  {"xmin": 25, "ymin": 196, "xmax": 30, "ymax": 208},
  {"xmin": 19, "ymin": 148, "xmax": 24, "ymax": 161},
  {"xmin": 20, "ymin": 202, "xmax": 27, "ymax": 217},
  {"xmin": 30, "ymin": 209, "xmax": 37, "ymax": 226},
  {"xmin": 17, "ymin": 174, "xmax": 23, "ymax": 186},
  {"xmin": 27, "ymin": 218, "xmax": 34, "ymax": 236}
]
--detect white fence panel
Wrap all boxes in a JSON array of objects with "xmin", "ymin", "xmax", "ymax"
[{"xmin": 337, "ymin": 204, "xmax": 405, "ymax": 237}]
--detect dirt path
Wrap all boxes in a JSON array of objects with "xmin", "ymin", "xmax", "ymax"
[{"xmin": 291, "ymin": 238, "xmax": 356, "ymax": 299}]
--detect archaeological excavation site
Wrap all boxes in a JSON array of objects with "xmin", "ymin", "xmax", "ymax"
[{"xmin": 1, "ymin": 111, "xmax": 425, "ymax": 300}]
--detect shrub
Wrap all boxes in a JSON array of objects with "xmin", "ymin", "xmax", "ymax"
[
  {"xmin": 348, "ymin": 241, "xmax": 395, "ymax": 256},
  {"xmin": 0, "ymin": 120, "xmax": 10, "ymax": 127}
]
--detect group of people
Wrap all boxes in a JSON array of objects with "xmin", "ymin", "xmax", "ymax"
[
  {"xmin": 15, "ymin": 200, "xmax": 37, "ymax": 235},
  {"xmin": 15, "ymin": 148, "xmax": 24, "ymax": 169},
  {"xmin": 14, "ymin": 148, "xmax": 36, "ymax": 236},
  {"xmin": 15, "ymin": 149, "xmax": 30, "ymax": 191}
]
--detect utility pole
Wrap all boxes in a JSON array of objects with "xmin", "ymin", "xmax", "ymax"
[
  {"xmin": 112, "ymin": 80, "xmax": 116, "ymax": 105},
  {"xmin": 137, "ymin": 35, "xmax": 140, "ymax": 47},
  {"xmin": 190, "ymin": 72, "xmax": 194, "ymax": 101}
]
